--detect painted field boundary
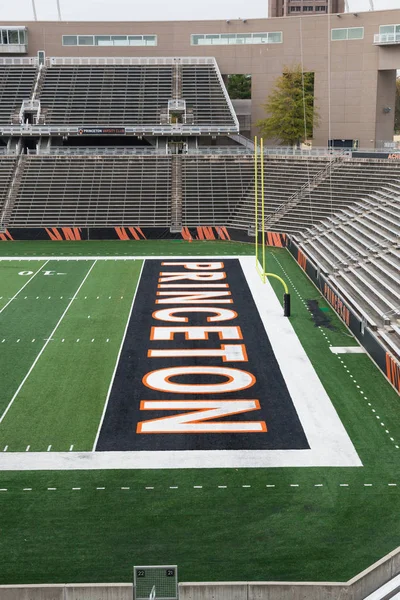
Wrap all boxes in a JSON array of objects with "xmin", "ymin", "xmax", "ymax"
[
  {"xmin": 0, "ymin": 255, "xmax": 247, "ymax": 261},
  {"xmin": 1, "ymin": 545, "xmax": 400, "ymax": 600}
]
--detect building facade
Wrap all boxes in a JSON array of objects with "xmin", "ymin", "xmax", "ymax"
[
  {"xmin": 268, "ymin": 0, "xmax": 345, "ymax": 19},
  {"xmin": 1, "ymin": 9, "xmax": 400, "ymax": 148}
]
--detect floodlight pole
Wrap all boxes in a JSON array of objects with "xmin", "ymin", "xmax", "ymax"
[{"xmin": 31, "ymin": 0, "xmax": 37, "ymax": 21}]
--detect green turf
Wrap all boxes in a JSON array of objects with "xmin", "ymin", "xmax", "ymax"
[
  {"xmin": 0, "ymin": 239, "xmax": 253, "ymax": 257},
  {"xmin": 0, "ymin": 259, "xmax": 143, "ymax": 451},
  {"xmin": 0, "ymin": 241, "xmax": 399, "ymax": 585}
]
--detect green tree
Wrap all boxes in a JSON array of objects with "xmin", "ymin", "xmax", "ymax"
[
  {"xmin": 227, "ymin": 74, "xmax": 251, "ymax": 99},
  {"xmin": 395, "ymin": 77, "xmax": 400, "ymax": 134},
  {"xmin": 256, "ymin": 65, "xmax": 319, "ymax": 146}
]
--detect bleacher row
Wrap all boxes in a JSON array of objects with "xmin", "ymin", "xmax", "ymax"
[
  {"xmin": 0, "ymin": 62, "xmax": 236, "ymax": 127},
  {"xmin": 1, "ymin": 152, "xmax": 398, "ymax": 360}
]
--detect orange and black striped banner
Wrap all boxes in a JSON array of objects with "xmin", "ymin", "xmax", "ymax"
[
  {"xmin": 114, "ymin": 227, "xmax": 147, "ymax": 241},
  {"xmin": 45, "ymin": 227, "xmax": 82, "ymax": 241},
  {"xmin": 386, "ymin": 353, "xmax": 400, "ymax": 392},
  {"xmin": 0, "ymin": 229, "xmax": 13, "ymax": 241}
]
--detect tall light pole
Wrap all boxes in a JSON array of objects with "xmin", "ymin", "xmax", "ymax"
[
  {"xmin": 31, "ymin": 0, "xmax": 37, "ymax": 20},
  {"xmin": 56, "ymin": 0, "xmax": 62, "ymax": 20}
]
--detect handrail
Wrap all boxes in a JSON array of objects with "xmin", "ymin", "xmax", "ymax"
[
  {"xmin": 212, "ymin": 58, "xmax": 240, "ymax": 132},
  {"xmin": 48, "ymin": 56, "xmax": 217, "ymax": 66},
  {"xmin": 264, "ymin": 151, "xmax": 346, "ymax": 227}
]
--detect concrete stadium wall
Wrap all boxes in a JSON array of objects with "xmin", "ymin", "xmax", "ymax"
[{"xmin": 2, "ymin": 547, "xmax": 400, "ymax": 600}]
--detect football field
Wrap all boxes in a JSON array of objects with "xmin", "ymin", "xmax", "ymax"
[{"xmin": 0, "ymin": 240, "xmax": 399, "ymax": 585}]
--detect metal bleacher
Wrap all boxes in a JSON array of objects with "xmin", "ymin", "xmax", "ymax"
[
  {"xmin": 0, "ymin": 64, "xmax": 37, "ymax": 124},
  {"xmin": 294, "ymin": 189, "xmax": 400, "ymax": 358},
  {"xmin": 0, "ymin": 156, "xmax": 18, "ymax": 225},
  {"xmin": 38, "ymin": 64, "xmax": 174, "ymax": 125},
  {"xmin": 8, "ymin": 155, "xmax": 172, "ymax": 227},
  {"xmin": 181, "ymin": 64, "xmax": 236, "ymax": 127},
  {"xmin": 182, "ymin": 155, "xmax": 253, "ymax": 226},
  {"xmin": 263, "ymin": 159, "xmax": 400, "ymax": 233}
]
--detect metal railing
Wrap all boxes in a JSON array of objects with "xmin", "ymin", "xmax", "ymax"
[
  {"xmin": 37, "ymin": 146, "xmax": 165, "ymax": 156},
  {"xmin": 48, "ymin": 56, "xmax": 217, "ymax": 66},
  {"xmin": 0, "ymin": 57, "xmax": 36, "ymax": 65},
  {"xmin": 374, "ymin": 32, "xmax": 400, "ymax": 44},
  {"xmin": 0, "ymin": 124, "xmax": 238, "ymax": 135}
]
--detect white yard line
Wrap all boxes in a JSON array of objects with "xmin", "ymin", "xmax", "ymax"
[
  {"xmin": 0, "ymin": 255, "xmax": 247, "ymax": 262},
  {"xmin": 91, "ymin": 260, "xmax": 145, "ymax": 451},
  {"xmin": 0, "ymin": 260, "xmax": 97, "ymax": 425},
  {"xmin": 0, "ymin": 260, "xmax": 50, "ymax": 314}
]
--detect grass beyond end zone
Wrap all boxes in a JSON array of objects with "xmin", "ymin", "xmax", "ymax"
[
  {"xmin": 0, "ymin": 241, "xmax": 399, "ymax": 585},
  {"xmin": 0, "ymin": 239, "xmax": 253, "ymax": 257}
]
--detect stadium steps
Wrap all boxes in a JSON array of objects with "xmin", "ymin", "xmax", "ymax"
[
  {"xmin": 0, "ymin": 156, "xmax": 18, "ymax": 231},
  {"xmin": 170, "ymin": 155, "xmax": 183, "ymax": 232}
]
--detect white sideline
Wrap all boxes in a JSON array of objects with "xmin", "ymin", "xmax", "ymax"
[
  {"xmin": 0, "ymin": 255, "xmax": 248, "ymax": 262},
  {"xmin": 0, "ymin": 260, "xmax": 97, "ymax": 425},
  {"xmin": 330, "ymin": 346, "xmax": 366, "ymax": 354},
  {"xmin": 0, "ymin": 260, "xmax": 49, "ymax": 314},
  {"xmin": 91, "ymin": 260, "xmax": 145, "ymax": 451}
]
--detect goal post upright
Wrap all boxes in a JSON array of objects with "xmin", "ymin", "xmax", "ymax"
[
  {"xmin": 254, "ymin": 135, "xmax": 258, "ymax": 271},
  {"xmin": 254, "ymin": 135, "xmax": 291, "ymax": 316}
]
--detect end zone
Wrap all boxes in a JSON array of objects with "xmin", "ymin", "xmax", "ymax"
[{"xmin": 0, "ymin": 256, "xmax": 362, "ymax": 470}]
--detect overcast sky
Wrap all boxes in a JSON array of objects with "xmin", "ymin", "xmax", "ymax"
[{"xmin": 1, "ymin": 0, "xmax": 399, "ymax": 21}]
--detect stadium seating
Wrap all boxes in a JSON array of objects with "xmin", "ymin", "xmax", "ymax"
[
  {"xmin": 0, "ymin": 156, "xmax": 18, "ymax": 223},
  {"xmin": 33, "ymin": 59, "xmax": 237, "ymax": 129},
  {"xmin": 182, "ymin": 155, "xmax": 253, "ymax": 225},
  {"xmin": 181, "ymin": 65, "xmax": 236, "ymax": 126},
  {"xmin": 0, "ymin": 66, "xmax": 37, "ymax": 124},
  {"xmin": 294, "ymin": 189, "xmax": 400, "ymax": 357},
  {"xmin": 262, "ymin": 159, "xmax": 400, "ymax": 233},
  {"xmin": 8, "ymin": 155, "xmax": 172, "ymax": 227},
  {"xmin": 38, "ymin": 65, "xmax": 174, "ymax": 125}
]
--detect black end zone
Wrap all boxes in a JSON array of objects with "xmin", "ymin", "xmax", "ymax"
[{"xmin": 96, "ymin": 259, "xmax": 309, "ymax": 452}]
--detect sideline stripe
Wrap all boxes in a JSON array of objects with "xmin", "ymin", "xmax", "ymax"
[
  {"xmin": 0, "ymin": 255, "xmax": 245, "ymax": 262},
  {"xmin": 91, "ymin": 260, "xmax": 145, "ymax": 451},
  {"xmin": 0, "ymin": 260, "xmax": 50, "ymax": 314},
  {"xmin": 0, "ymin": 260, "xmax": 97, "ymax": 425},
  {"xmin": 330, "ymin": 347, "xmax": 366, "ymax": 354}
]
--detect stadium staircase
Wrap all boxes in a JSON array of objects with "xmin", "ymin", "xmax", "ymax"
[{"xmin": 0, "ymin": 155, "xmax": 18, "ymax": 232}]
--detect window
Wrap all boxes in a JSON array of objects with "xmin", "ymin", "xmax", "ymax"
[
  {"xmin": 63, "ymin": 35, "xmax": 77, "ymax": 45},
  {"xmin": 191, "ymin": 31, "xmax": 282, "ymax": 45},
  {"xmin": 78, "ymin": 35, "xmax": 94, "ymax": 45},
  {"xmin": 0, "ymin": 27, "xmax": 27, "ymax": 45},
  {"xmin": 315, "ymin": 6, "xmax": 326, "ymax": 11},
  {"xmin": 331, "ymin": 27, "xmax": 364, "ymax": 40},
  {"xmin": 303, "ymin": 6, "xmax": 314, "ymax": 11},
  {"xmin": 95, "ymin": 35, "xmax": 111, "ymax": 46},
  {"xmin": 379, "ymin": 24, "xmax": 400, "ymax": 34},
  {"xmin": 63, "ymin": 34, "xmax": 157, "ymax": 46}
]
